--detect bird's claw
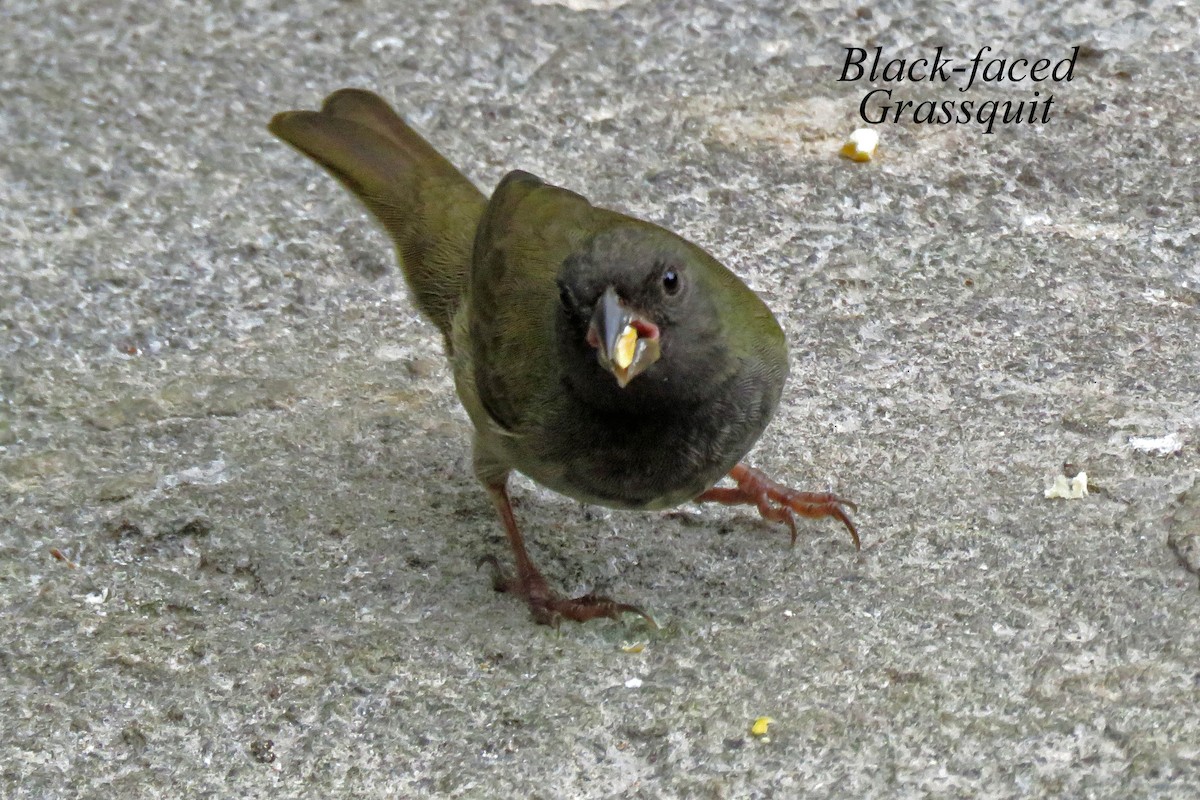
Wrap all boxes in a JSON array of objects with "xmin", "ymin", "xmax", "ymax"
[
  {"xmin": 476, "ymin": 554, "xmax": 506, "ymax": 590},
  {"xmin": 480, "ymin": 556, "xmax": 656, "ymax": 628},
  {"xmin": 699, "ymin": 463, "xmax": 860, "ymax": 550}
]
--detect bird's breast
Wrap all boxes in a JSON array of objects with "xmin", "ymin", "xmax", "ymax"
[{"xmin": 509, "ymin": 366, "xmax": 780, "ymax": 510}]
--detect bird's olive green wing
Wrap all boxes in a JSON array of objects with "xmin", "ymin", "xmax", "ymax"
[
  {"xmin": 269, "ymin": 89, "xmax": 486, "ymax": 341},
  {"xmin": 692, "ymin": 246, "xmax": 789, "ymax": 379},
  {"xmin": 467, "ymin": 171, "xmax": 611, "ymax": 432}
]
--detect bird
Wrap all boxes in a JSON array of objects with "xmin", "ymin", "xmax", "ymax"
[{"xmin": 268, "ymin": 89, "xmax": 858, "ymax": 626}]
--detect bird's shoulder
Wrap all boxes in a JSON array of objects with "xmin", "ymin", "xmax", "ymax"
[{"xmin": 464, "ymin": 172, "xmax": 613, "ymax": 433}]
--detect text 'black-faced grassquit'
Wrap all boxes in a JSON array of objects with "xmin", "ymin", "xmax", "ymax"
[{"xmin": 269, "ymin": 89, "xmax": 858, "ymax": 626}]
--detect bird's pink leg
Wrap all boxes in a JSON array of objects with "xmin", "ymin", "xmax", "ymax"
[
  {"xmin": 696, "ymin": 463, "xmax": 859, "ymax": 549},
  {"xmin": 480, "ymin": 482, "xmax": 654, "ymax": 627}
]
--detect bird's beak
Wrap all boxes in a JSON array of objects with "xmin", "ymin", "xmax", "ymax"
[{"xmin": 588, "ymin": 287, "xmax": 661, "ymax": 388}]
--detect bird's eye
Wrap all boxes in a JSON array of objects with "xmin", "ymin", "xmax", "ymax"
[{"xmin": 661, "ymin": 269, "xmax": 680, "ymax": 295}]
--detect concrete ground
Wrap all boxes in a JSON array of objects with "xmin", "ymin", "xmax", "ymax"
[{"xmin": 3, "ymin": 0, "xmax": 1198, "ymax": 797}]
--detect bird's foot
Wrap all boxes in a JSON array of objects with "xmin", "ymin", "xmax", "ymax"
[
  {"xmin": 697, "ymin": 463, "xmax": 860, "ymax": 550},
  {"xmin": 478, "ymin": 556, "xmax": 655, "ymax": 628}
]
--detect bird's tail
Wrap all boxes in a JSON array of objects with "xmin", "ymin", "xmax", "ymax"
[{"xmin": 269, "ymin": 89, "xmax": 486, "ymax": 341}]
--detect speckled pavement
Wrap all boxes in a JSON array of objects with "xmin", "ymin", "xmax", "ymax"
[{"xmin": 3, "ymin": 1, "xmax": 1199, "ymax": 797}]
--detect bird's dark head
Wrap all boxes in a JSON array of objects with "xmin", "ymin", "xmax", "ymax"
[{"xmin": 555, "ymin": 224, "xmax": 733, "ymax": 408}]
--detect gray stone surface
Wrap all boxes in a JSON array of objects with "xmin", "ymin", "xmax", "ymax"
[{"xmin": 3, "ymin": 0, "xmax": 1199, "ymax": 797}]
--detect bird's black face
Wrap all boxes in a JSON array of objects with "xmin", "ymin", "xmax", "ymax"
[{"xmin": 555, "ymin": 225, "xmax": 728, "ymax": 408}]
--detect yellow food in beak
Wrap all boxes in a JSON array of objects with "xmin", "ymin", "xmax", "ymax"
[{"xmin": 613, "ymin": 324, "xmax": 638, "ymax": 370}]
